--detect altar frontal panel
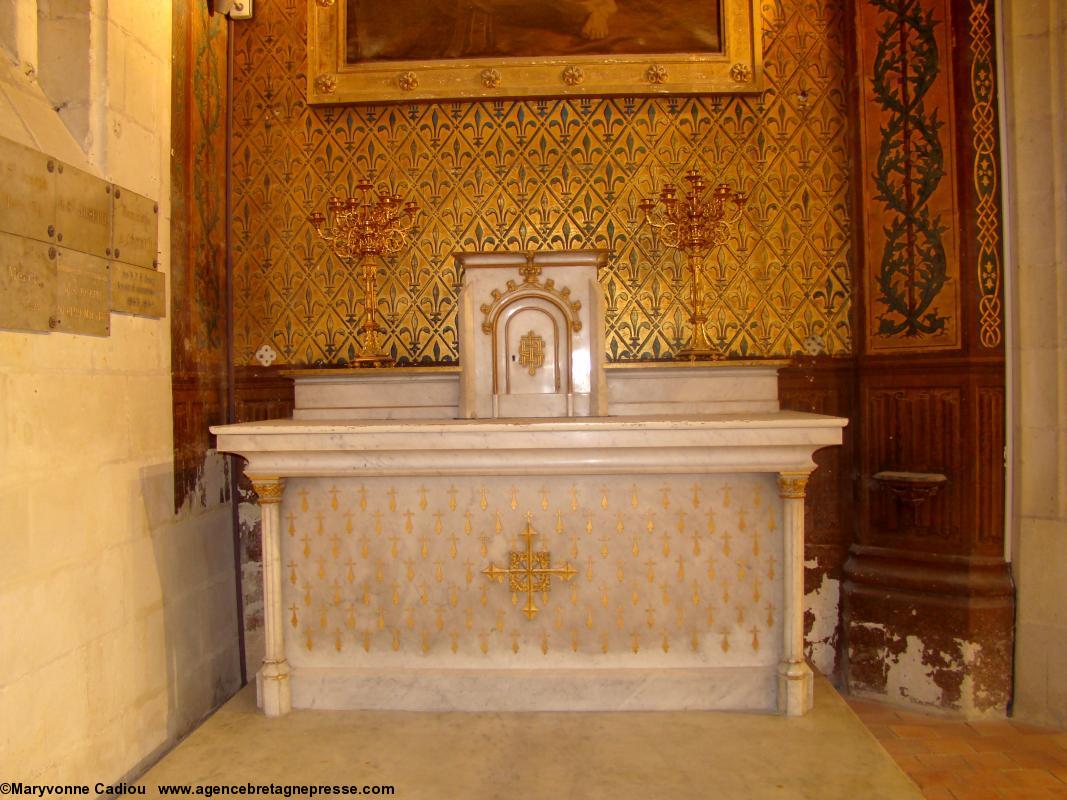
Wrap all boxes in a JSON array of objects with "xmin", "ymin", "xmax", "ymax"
[{"xmin": 282, "ymin": 475, "xmax": 782, "ymax": 670}]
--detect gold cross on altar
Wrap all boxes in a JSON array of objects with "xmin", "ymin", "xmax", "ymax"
[{"xmin": 482, "ymin": 514, "xmax": 576, "ymax": 620}]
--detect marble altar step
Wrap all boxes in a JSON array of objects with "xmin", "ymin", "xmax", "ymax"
[{"xmin": 135, "ymin": 678, "xmax": 922, "ymax": 799}]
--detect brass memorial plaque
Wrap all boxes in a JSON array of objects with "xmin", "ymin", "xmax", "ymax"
[
  {"xmin": 0, "ymin": 232, "xmax": 57, "ymax": 332},
  {"xmin": 111, "ymin": 262, "xmax": 165, "ymax": 318},
  {"xmin": 55, "ymin": 163, "xmax": 111, "ymax": 258},
  {"xmin": 55, "ymin": 248, "xmax": 110, "ymax": 336},
  {"xmin": 0, "ymin": 137, "xmax": 57, "ymax": 244},
  {"xmin": 111, "ymin": 187, "xmax": 158, "ymax": 268}
]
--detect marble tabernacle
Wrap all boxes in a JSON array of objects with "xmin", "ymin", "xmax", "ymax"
[{"xmin": 211, "ymin": 251, "xmax": 846, "ymax": 717}]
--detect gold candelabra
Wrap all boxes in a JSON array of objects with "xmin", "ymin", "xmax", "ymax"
[
  {"xmin": 638, "ymin": 171, "xmax": 746, "ymax": 360},
  {"xmin": 308, "ymin": 179, "xmax": 418, "ymax": 367}
]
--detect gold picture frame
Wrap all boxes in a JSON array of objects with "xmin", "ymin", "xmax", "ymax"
[{"xmin": 307, "ymin": 0, "xmax": 762, "ymax": 104}]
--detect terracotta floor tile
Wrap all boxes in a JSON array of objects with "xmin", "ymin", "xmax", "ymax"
[
  {"xmin": 946, "ymin": 786, "xmax": 1003, "ymax": 800},
  {"xmin": 884, "ymin": 737, "xmax": 946, "ymax": 756},
  {"xmin": 917, "ymin": 754, "xmax": 977, "ymax": 772},
  {"xmin": 967, "ymin": 736, "xmax": 1061, "ymax": 754},
  {"xmin": 865, "ymin": 723, "xmax": 899, "ymax": 740},
  {"xmin": 1010, "ymin": 752, "xmax": 1067, "ymax": 770},
  {"xmin": 895, "ymin": 710, "xmax": 965, "ymax": 726},
  {"xmin": 847, "ymin": 698, "xmax": 903, "ymax": 717},
  {"xmin": 929, "ymin": 739, "xmax": 994, "ymax": 756},
  {"xmin": 968, "ymin": 768, "xmax": 1021, "ymax": 787},
  {"xmin": 1012, "ymin": 723, "xmax": 1062, "ymax": 736},
  {"xmin": 970, "ymin": 722, "xmax": 1025, "ymax": 737},
  {"xmin": 862, "ymin": 712, "xmax": 911, "ymax": 726},
  {"xmin": 936, "ymin": 723, "xmax": 986, "ymax": 739},
  {"xmin": 893, "ymin": 755, "xmax": 927, "ymax": 773},
  {"xmin": 1020, "ymin": 738, "xmax": 1067, "ymax": 754},
  {"xmin": 994, "ymin": 789, "xmax": 1067, "ymax": 799},
  {"xmin": 895, "ymin": 724, "xmax": 954, "ymax": 739},
  {"xmin": 910, "ymin": 769, "xmax": 962, "ymax": 789},
  {"xmin": 862, "ymin": 715, "xmax": 907, "ymax": 725},
  {"xmin": 998, "ymin": 770, "xmax": 1066, "ymax": 789},
  {"xmin": 962, "ymin": 751, "xmax": 1017, "ymax": 770},
  {"xmin": 847, "ymin": 693, "xmax": 1067, "ymax": 799}
]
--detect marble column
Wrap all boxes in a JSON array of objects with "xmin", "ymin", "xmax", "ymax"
[
  {"xmin": 777, "ymin": 472, "xmax": 813, "ymax": 716},
  {"xmin": 250, "ymin": 477, "xmax": 291, "ymax": 717}
]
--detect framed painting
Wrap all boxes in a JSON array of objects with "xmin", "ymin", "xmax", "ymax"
[{"xmin": 307, "ymin": 0, "xmax": 762, "ymax": 104}]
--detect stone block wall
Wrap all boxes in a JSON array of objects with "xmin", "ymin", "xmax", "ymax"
[
  {"xmin": 1005, "ymin": 0, "xmax": 1067, "ymax": 729},
  {"xmin": 0, "ymin": 0, "xmax": 241, "ymax": 783}
]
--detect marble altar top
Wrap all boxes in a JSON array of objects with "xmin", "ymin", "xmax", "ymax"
[
  {"xmin": 211, "ymin": 411, "xmax": 846, "ymax": 479},
  {"xmin": 218, "ymin": 410, "xmax": 843, "ymax": 434}
]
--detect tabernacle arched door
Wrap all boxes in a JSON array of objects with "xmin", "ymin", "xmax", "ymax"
[{"xmin": 492, "ymin": 293, "xmax": 573, "ymax": 417}]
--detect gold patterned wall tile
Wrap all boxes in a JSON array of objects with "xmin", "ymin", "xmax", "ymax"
[{"xmin": 232, "ymin": 0, "xmax": 853, "ymax": 365}]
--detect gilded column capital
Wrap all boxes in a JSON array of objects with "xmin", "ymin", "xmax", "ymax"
[
  {"xmin": 776, "ymin": 473, "xmax": 809, "ymax": 499},
  {"xmin": 250, "ymin": 477, "xmax": 286, "ymax": 505}
]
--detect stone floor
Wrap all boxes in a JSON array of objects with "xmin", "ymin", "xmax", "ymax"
[
  {"xmin": 136, "ymin": 678, "xmax": 921, "ymax": 799},
  {"xmin": 845, "ymin": 698, "xmax": 1067, "ymax": 800}
]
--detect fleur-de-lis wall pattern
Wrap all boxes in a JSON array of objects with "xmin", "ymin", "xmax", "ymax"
[{"xmin": 230, "ymin": 0, "xmax": 855, "ymax": 365}]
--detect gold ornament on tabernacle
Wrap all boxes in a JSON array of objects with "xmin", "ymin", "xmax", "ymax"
[{"xmin": 480, "ymin": 273, "xmax": 582, "ymax": 336}]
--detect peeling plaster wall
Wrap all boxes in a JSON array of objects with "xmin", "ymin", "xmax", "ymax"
[
  {"xmin": 804, "ymin": 562, "xmax": 840, "ymax": 677},
  {"xmin": 844, "ymin": 586, "xmax": 1012, "ymax": 716}
]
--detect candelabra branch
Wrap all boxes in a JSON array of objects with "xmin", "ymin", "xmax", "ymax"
[
  {"xmin": 308, "ymin": 179, "xmax": 418, "ymax": 367},
  {"xmin": 638, "ymin": 171, "xmax": 746, "ymax": 360}
]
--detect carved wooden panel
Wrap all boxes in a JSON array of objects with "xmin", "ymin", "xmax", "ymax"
[
  {"xmin": 235, "ymin": 367, "xmax": 295, "ymax": 423},
  {"xmin": 974, "ymin": 385, "xmax": 1004, "ymax": 547},
  {"xmin": 863, "ymin": 386, "xmax": 962, "ymax": 544}
]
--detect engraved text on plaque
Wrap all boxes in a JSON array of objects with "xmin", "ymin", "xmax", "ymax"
[
  {"xmin": 55, "ymin": 248, "xmax": 110, "ymax": 336},
  {"xmin": 0, "ymin": 233, "xmax": 57, "ymax": 332},
  {"xmin": 0, "ymin": 138, "xmax": 57, "ymax": 244},
  {"xmin": 111, "ymin": 187, "xmax": 158, "ymax": 268},
  {"xmin": 111, "ymin": 262, "xmax": 165, "ymax": 318}
]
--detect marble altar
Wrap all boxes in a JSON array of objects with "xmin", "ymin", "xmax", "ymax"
[{"xmin": 212, "ymin": 251, "xmax": 846, "ymax": 718}]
